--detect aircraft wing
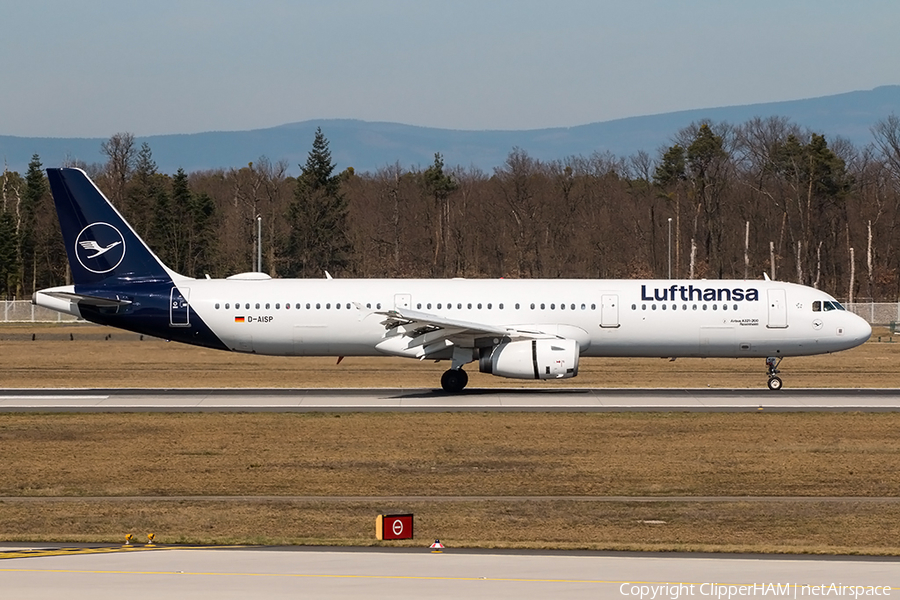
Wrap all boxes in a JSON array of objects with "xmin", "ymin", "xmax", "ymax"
[{"xmin": 374, "ymin": 307, "xmax": 557, "ymax": 359}]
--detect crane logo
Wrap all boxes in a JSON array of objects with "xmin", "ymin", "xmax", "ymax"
[{"xmin": 74, "ymin": 222, "xmax": 126, "ymax": 274}]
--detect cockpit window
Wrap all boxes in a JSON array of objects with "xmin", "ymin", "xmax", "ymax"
[
  {"xmin": 819, "ymin": 300, "xmax": 845, "ymax": 312},
  {"xmin": 812, "ymin": 301, "xmax": 821, "ymax": 312}
]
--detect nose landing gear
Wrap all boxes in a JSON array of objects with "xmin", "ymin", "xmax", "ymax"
[{"xmin": 766, "ymin": 356, "xmax": 783, "ymax": 390}]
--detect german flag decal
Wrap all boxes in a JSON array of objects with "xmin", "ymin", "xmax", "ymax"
[{"xmin": 234, "ymin": 316, "xmax": 245, "ymax": 323}]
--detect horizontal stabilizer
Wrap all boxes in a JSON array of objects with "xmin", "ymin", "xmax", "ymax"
[{"xmin": 40, "ymin": 290, "xmax": 132, "ymax": 308}]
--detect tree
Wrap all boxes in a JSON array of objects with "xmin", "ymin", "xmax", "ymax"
[
  {"xmin": 0, "ymin": 211, "xmax": 18, "ymax": 297},
  {"xmin": 285, "ymin": 128, "xmax": 352, "ymax": 277},
  {"xmin": 686, "ymin": 123, "xmax": 731, "ymax": 278},
  {"xmin": 771, "ymin": 133, "xmax": 852, "ymax": 285},
  {"xmin": 422, "ymin": 153, "xmax": 458, "ymax": 275},
  {"xmin": 17, "ymin": 155, "xmax": 46, "ymax": 296},
  {"xmin": 127, "ymin": 142, "xmax": 160, "ymax": 238},
  {"xmin": 100, "ymin": 132, "xmax": 136, "ymax": 207}
]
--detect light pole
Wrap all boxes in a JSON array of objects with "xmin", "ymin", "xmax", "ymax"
[
  {"xmin": 257, "ymin": 215, "xmax": 262, "ymax": 273},
  {"xmin": 667, "ymin": 217, "xmax": 672, "ymax": 279}
]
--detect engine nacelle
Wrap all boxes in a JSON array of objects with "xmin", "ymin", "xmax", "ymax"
[{"xmin": 479, "ymin": 338, "xmax": 579, "ymax": 380}]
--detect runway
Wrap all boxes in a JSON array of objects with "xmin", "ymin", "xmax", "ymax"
[
  {"xmin": 2, "ymin": 544, "xmax": 898, "ymax": 600},
  {"xmin": 0, "ymin": 387, "xmax": 898, "ymax": 412}
]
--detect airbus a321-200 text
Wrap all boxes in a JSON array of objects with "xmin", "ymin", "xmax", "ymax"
[{"xmin": 33, "ymin": 168, "xmax": 871, "ymax": 392}]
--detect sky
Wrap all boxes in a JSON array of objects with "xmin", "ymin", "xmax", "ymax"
[{"xmin": 3, "ymin": 0, "xmax": 898, "ymax": 138}]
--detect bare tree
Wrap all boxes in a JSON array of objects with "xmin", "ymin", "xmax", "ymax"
[{"xmin": 100, "ymin": 132, "xmax": 136, "ymax": 207}]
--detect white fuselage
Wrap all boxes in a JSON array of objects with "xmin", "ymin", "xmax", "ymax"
[{"xmin": 115, "ymin": 277, "xmax": 870, "ymax": 359}]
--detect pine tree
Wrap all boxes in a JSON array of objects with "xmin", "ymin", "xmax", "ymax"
[
  {"xmin": 422, "ymin": 153, "xmax": 458, "ymax": 275},
  {"xmin": 286, "ymin": 128, "xmax": 351, "ymax": 277},
  {"xmin": 18, "ymin": 155, "xmax": 46, "ymax": 296},
  {"xmin": 0, "ymin": 211, "xmax": 19, "ymax": 297},
  {"xmin": 128, "ymin": 142, "xmax": 159, "ymax": 237}
]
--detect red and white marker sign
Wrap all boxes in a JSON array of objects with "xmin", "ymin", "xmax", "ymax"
[{"xmin": 378, "ymin": 514, "xmax": 414, "ymax": 540}]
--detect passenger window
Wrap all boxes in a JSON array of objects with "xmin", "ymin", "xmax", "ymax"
[
  {"xmin": 733, "ymin": 304, "xmax": 737, "ymax": 311},
  {"xmin": 702, "ymin": 304, "xmax": 707, "ymax": 310},
  {"xmin": 306, "ymin": 303, "xmax": 311, "ymax": 309},
  {"xmin": 468, "ymin": 303, "xmax": 472, "ymax": 309},
  {"xmin": 335, "ymin": 303, "xmax": 340, "ymax": 309},
  {"xmin": 530, "ymin": 303, "xmax": 535, "ymax": 310},
  {"xmin": 540, "ymin": 303, "xmax": 546, "ymax": 310},
  {"xmin": 457, "ymin": 303, "xmax": 462, "ymax": 309},
  {"xmin": 560, "ymin": 303, "xmax": 565, "ymax": 310},
  {"xmin": 316, "ymin": 303, "xmax": 321, "ymax": 309},
  {"xmin": 275, "ymin": 303, "xmax": 279, "ymax": 309},
  {"xmin": 581, "ymin": 304, "xmax": 586, "ymax": 310},
  {"xmin": 346, "ymin": 304, "xmax": 350, "ymax": 309},
  {"xmin": 632, "ymin": 304, "xmax": 636, "ymax": 310},
  {"xmin": 417, "ymin": 303, "xmax": 422, "ymax": 309},
  {"xmin": 591, "ymin": 304, "xmax": 596, "ymax": 310},
  {"xmin": 515, "ymin": 303, "xmax": 520, "ymax": 309},
  {"xmin": 487, "ymin": 303, "xmax": 492, "ymax": 309},
  {"xmin": 245, "ymin": 303, "xmax": 250, "ymax": 310},
  {"xmin": 377, "ymin": 303, "xmax": 382, "ymax": 309},
  {"xmin": 662, "ymin": 304, "xmax": 666, "ymax": 310},
  {"xmin": 551, "ymin": 303, "xmax": 556, "ymax": 310},
  {"xmin": 570, "ymin": 304, "xmax": 575, "ymax": 310},
  {"xmin": 477, "ymin": 303, "xmax": 482, "ymax": 309},
  {"xmin": 712, "ymin": 304, "xmax": 717, "ymax": 311},
  {"xmin": 641, "ymin": 304, "xmax": 646, "ymax": 310},
  {"xmin": 682, "ymin": 304, "xmax": 687, "ymax": 310},
  {"xmin": 265, "ymin": 303, "xmax": 270, "ymax": 309},
  {"xmin": 499, "ymin": 303, "xmax": 504, "ymax": 309},
  {"xmin": 652, "ymin": 304, "xmax": 657, "ymax": 310}
]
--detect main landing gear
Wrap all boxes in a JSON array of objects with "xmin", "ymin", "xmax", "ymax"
[
  {"xmin": 441, "ymin": 368, "xmax": 468, "ymax": 393},
  {"xmin": 765, "ymin": 356, "xmax": 783, "ymax": 390}
]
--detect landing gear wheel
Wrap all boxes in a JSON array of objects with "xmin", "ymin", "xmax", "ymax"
[
  {"xmin": 441, "ymin": 369, "xmax": 468, "ymax": 393},
  {"xmin": 765, "ymin": 356, "xmax": 784, "ymax": 391}
]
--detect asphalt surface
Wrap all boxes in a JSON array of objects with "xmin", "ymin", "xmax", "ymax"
[
  {"xmin": 2, "ymin": 544, "xmax": 899, "ymax": 600},
  {"xmin": 0, "ymin": 387, "xmax": 898, "ymax": 412}
]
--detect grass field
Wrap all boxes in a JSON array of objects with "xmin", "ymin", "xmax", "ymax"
[
  {"xmin": 1, "ymin": 323, "xmax": 899, "ymax": 553},
  {"xmin": 1, "ymin": 323, "xmax": 898, "ymax": 389}
]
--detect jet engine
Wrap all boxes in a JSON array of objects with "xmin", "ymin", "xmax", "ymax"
[{"xmin": 479, "ymin": 338, "xmax": 579, "ymax": 380}]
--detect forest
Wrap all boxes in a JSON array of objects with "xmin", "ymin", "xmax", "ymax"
[{"xmin": 2, "ymin": 115, "xmax": 900, "ymax": 302}]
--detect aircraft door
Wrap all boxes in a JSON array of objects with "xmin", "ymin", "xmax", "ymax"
[
  {"xmin": 767, "ymin": 289, "xmax": 788, "ymax": 329},
  {"xmin": 170, "ymin": 287, "xmax": 190, "ymax": 327},
  {"xmin": 600, "ymin": 294, "xmax": 620, "ymax": 328},
  {"xmin": 394, "ymin": 294, "xmax": 411, "ymax": 309}
]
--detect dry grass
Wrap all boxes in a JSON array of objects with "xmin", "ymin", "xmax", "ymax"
[
  {"xmin": 0, "ymin": 323, "xmax": 898, "ymax": 389},
  {"xmin": 2, "ymin": 412, "xmax": 900, "ymax": 497},
  {"xmin": 3, "ymin": 500, "xmax": 900, "ymax": 554}
]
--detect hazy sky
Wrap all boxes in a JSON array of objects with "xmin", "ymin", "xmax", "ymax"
[{"xmin": 3, "ymin": 0, "xmax": 898, "ymax": 137}]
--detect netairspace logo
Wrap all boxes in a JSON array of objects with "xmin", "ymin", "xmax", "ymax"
[{"xmin": 619, "ymin": 583, "xmax": 892, "ymax": 600}]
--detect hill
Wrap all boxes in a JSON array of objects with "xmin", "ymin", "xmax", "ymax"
[{"xmin": 2, "ymin": 85, "xmax": 898, "ymax": 175}]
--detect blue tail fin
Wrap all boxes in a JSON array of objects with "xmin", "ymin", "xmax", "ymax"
[{"xmin": 47, "ymin": 168, "xmax": 181, "ymax": 286}]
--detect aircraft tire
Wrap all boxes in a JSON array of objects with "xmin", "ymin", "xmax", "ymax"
[
  {"xmin": 441, "ymin": 369, "xmax": 467, "ymax": 393},
  {"xmin": 767, "ymin": 376, "xmax": 783, "ymax": 391}
]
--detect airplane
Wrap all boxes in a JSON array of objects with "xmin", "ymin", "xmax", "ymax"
[{"xmin": 33, "ymin": 168, "xmax": 872, "ymax": 392}]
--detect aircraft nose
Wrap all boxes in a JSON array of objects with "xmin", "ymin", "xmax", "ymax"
[{"xmin": 849, "ymin": 314, "xmax": 872, "ymax": 345}]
